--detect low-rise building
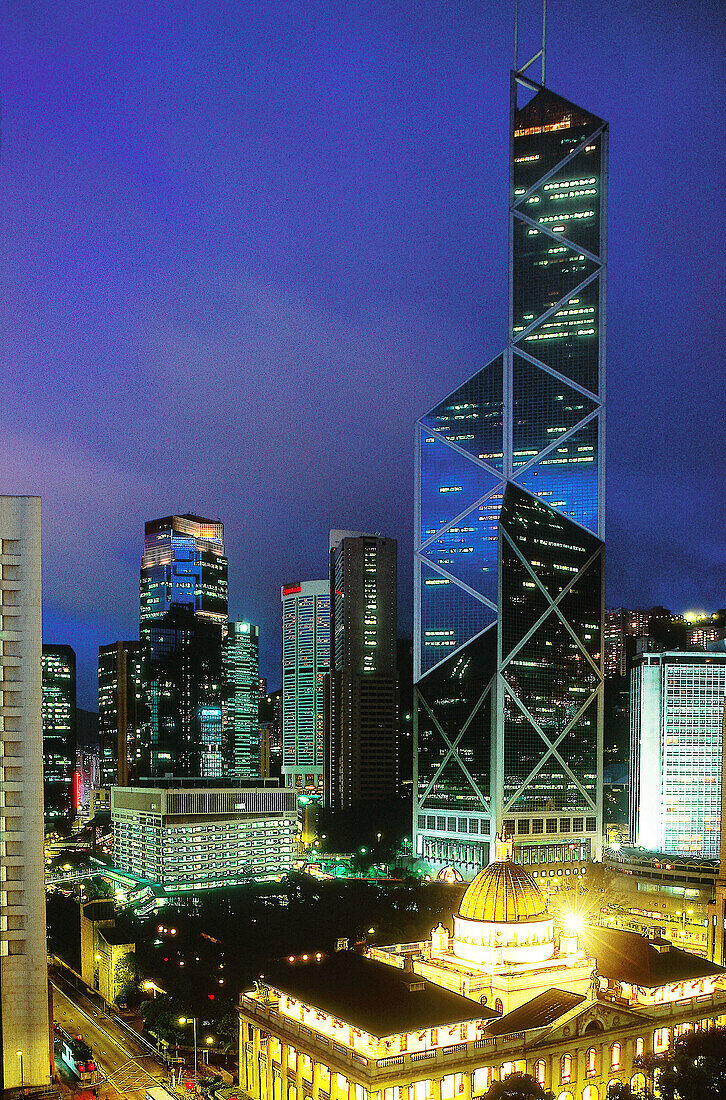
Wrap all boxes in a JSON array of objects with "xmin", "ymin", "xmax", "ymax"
[
  {"xmin": 111, "ymin": 782, "xmax": 297, "ymax": 893},
  {"xmin": 238, "ymin": 844, "xmax": 726, "ymax": 1100}
]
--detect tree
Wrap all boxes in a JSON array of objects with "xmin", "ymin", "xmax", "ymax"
[
  {"xmin": 638, "ymin": 1027, "xmax": 726, "ymax": 1100},
  {"xmin": 606, "ymin": 1082, "xmax": 643, "ymax": 1100},
  {"xmin": 484, "ymin": 1073, "xmax": 554, "ymax": 1100},
  {"xmin": 113, "ymin": 950, "xmax": 141, "ymax": 1006}
]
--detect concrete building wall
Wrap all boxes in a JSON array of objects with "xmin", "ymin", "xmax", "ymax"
[{"xmin": 0, "ymin": 496, "xmax": 51, "ymax": 1091}]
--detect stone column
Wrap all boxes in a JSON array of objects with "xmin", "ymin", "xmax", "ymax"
[{"xmin": 252, "ymin": 1026, "xmax": 261, "ymax": 1098}]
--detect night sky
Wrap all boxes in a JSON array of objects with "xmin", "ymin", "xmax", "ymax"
[{"xmin": 1, "ymin": 0, "xmax": 723, "ymax": 708}]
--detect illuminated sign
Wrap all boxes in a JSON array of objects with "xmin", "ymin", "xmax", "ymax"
[{"xmin": 282, "ymin": 584, "xmax": 302, "ymax": 596}]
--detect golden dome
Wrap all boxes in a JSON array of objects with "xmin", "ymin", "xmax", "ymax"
[{"xmin": 458, "ymin": 838, "xmax": 546, "ymax": 923}]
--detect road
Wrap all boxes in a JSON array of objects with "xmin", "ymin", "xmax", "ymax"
[{"xmin": 52, "ymin": 978, "xmax": 176, "ymax": 1099}]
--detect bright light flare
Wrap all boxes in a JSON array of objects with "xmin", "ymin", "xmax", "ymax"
[{"xmin": 564, "ymin": 912, "xmax": 585, "ymax": 935}]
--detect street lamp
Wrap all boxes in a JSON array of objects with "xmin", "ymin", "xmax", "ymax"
[
  {"xmin": 178, "ymin": 1016, "xmax": 198, "ymax": 1087},
  {"xmin": 16, "ymin": 1050, "xmax": 23, "ymax": 1088}
]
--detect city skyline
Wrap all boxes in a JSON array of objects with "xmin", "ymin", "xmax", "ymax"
[{"xmin": 1, "ymin": 0, "xmax": 723, "ymax": 708}]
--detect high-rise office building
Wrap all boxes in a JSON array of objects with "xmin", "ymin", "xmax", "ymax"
[
  {"xmin": 630, "ymin": 650, "xmax": 726, "ymax": 859},
  {"xmin": 41, "ymin": 643, "xmax": 76, "ymax": 825},
  {"xmin": 604, "ymin": 608, "xmax": 651, "ymax": 679},
  {"xmin": 414, "ymin": 71, "xmax": 607, "ymax": 871},
  {"xmin": 145, "ymin": 604, "xmax": 224, "ymax": 778},
  {"xmin": 98, "ymin": 641, "xmax": 149, "ymax": 786},
  {"xmin": 141, "ymin": 515, "xmax": 228, "ymax": 779},
  {"xmin": 281, "ymin": 580, "xmax": 330, "ymax": 789},
  {"xmin": 224, "ymin": 621, "xmax": 260, "ymax": 776},
  {"xmin": 325, "ymin": 532, "xmax": 399, "ymax": 809},
  {"xmin": 140, "ymin": 514, "xmax": 228, "ymax": 631},
  {"xmin": 0, "ymin": 497, "xmax": 51, "ymax": 1093}
]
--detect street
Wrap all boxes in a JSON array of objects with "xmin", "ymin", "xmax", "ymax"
[{"xmin": 52, "ymin": 978, "xmax": 174, "ymax": 1099}]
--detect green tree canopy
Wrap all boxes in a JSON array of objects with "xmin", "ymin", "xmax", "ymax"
[{"xmin": 639, "ymin": 1027, "xmax": 726, "ymax": 1100}]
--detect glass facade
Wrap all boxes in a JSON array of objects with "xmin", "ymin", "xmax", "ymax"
[
  {"xmin": 630, "ymin": 652, "xmax": 726, "ymax": 860},
  {"xmin": 140, "ymin": 514, "xmax": 228, "ymax": 633},
  {"xmin": 224, "ymin": 621, "xmax": 260, "ymax": 777},
  {"xmin": 414, "ymin": 75, "xmax": 606, "ymax": 872},
  {"xmin": 98, "ymin": 640, "xmax": 149, "ymax": 786},
  {"xmin": 41, "ymin": 645, "xmax": 76, "ymax": 823},
  {"xmin": 281, "ymin": 581, "xmax": 330, "ymax": 788}
]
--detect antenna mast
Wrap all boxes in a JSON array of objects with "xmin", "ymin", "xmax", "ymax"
[{"xmin": 514, "ymin": 0, "xmax": 547, "ymax": 84}]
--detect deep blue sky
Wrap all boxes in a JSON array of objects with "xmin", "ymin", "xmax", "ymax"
[{"xmin": 1, "ymin": 0, "xmax": 723, "ymax": 708}]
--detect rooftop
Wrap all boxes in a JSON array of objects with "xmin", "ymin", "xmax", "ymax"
[
  {"xmin": 583, "ymin": 927, "xmax": 725, "ymax": 988},
  {"xmin": 485, "ymin": 988, "xmax": 585, "ymax": 1036},
  {"xmin": 257, "ymin": 951, "xmax": 498, "ymax": 1037}
]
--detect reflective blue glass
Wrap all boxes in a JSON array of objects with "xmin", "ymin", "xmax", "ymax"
[
  {"xmin": 419, "ymin": 429, "xmax": 502, "ymax": 546},
  {"xmin": 420, "ymin": 356, "xmax": 504, "ymax": 470},
  {"xmin": 513, "ymin": 418, "xmax": 599, "ymax": 533},
  {"xmin": 420, "ymin": 562, "xmax": 496, "ymax": 675}
]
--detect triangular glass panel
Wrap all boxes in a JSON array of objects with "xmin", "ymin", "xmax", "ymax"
[
  {"xmin": 421, "ymin": 483, "xmax": 504, "ymax": 603},
  {"xmin": 512, "ymin": 217, "xmax": 598, "ymax": 336},
  {"xmin": 499, "ymin": 481, "xmax": 601, "ymax": 598},
  {"xmin": 513, "ymin": 416, "xmax": 600, "ymax": 535},
  {"xmin": 419, "ymin": 561, "xmax": 497, "ymax": 676},
  {"xmin": 420, "ymin": 754, "xmax": 485, "ymax": 812},
  {"xmin": 419, "ymin": 428, "xmax": 503, "ymax": 546},
  {"xmin": 506, "ymin": 754, "xmax": 589, "ymax": 812},
  {"xmin": 500, "ymin": 528, "xmax": 551, "ymax": 661},
  {"xmin": 417, "ymin": 628, "xmax": 497, "ymax": 742},
  {"xmin": 557, "ymin": 548, "xmax": 604, "ymax": 664},
  {"xmin": 420, "ymin": 355, "xmax": 504, "ymax": 470},
  {"xmin": 522, "ymin": 138, "xmax": 603, "ymax": 257},
  {"xmin": 502, "ymin": 700, "xmax": 549, "ymax": 807},
  {"xmin": 512, "ymin": 354, "xmax": 599, "ymax": 463},
  {"xmin": 455, "ymin": 689, "xmax": 492, "ymax": 803},
  {"xmin": 556, "ymin": 697, "xmax": 599, "ymax": 802},
  {"xmin": 513, "ymin": 84, "xmax": 604, "ymax": 193},
  {"xmin": 514, "ymin": 270, "xmax": 600, "ymax": 395},
  {"xmin": 502, "ymin": 609, "xmax": 599, "ymax": 740},
  {"xmin": 415, "ymin": 691, "xmax": 454, "ymax": 803}
]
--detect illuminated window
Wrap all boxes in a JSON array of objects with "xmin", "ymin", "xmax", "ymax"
[
  {"xmin": 611, "ymin": 1042, "xmax": 621, "ymax": 1070},
  {"xmin": 560, "ymin": 1054, "xmax": 572, "ymax": 1083},
  {"xmin": 534, "ymin": 1061, "xmax": 546, "ymax": 1086},
  {"xmin": 586, "ymin": 1048, "xmax": 597, "ymax": 1077}
]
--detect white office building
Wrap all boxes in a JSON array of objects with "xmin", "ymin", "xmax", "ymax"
[
  {"xmin": 0, "ymin": 497, "xmax": 51, "ymax": 1092},
  {"xmin": 630, "ymin": 650, "xmax": 726, "ymax": 859},
  {"xmin": 111, "ymin": 783, "xmax": 297, "ymax": 892},
  {"xmin": 281, "ymin": 580, "xmax": 330, "ymax": 790}
]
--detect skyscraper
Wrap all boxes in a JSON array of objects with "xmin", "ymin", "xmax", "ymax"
[
  {"xmin": 140, "ymin": 513, "xmax": 228, "ymax": 631},
  {"xmin": 145, "ymin": 604, "xmax": 224, "ymax": 778},
  {"xmin": 141, "ymin": 515, "xmax": 227, "ymax": 779},
  {"xmin": 41, "ymin": 643, "xmax": 76, "ymax": 825},
  {"xmin": 414, "ymin": 69, "xmax": 607, "ymax": 872},
  {"xmin": 281, "ymin": 580, "xmax": 330, "ymax": 790},
  {"xmin": 630, "ymin": 650, "xmax": 726, "ymax": 859},
  {"xmin": 0, "ymin": 497, "xmax": 51, "ymax": 1093},
  {"xmin": 224, "ymin": 621, "xmax": 260, "ymax": 776},
  {"xmin": 325, "ymin": 532, "xmax": 399, "ymax": 810},
  {"xmin": 98, "ymin": 641, "xmax": 149, "ymax": 786}
]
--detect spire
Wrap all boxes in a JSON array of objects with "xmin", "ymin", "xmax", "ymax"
[
  {"xmin": 514, "ymin": 0, "xmax": 547, "ymax": 84},
  {"xmin": 493, "ymin": 831, "xmax": 514, "ymax": 863}
]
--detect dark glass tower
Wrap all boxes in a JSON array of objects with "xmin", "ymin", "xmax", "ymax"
[
  {"xmin": 98, "ymin": 641, "xmax": 149, "ymax": 786},
  {"xmin": 325, "ymin": 532, "xmax": 399, "ymax": 810},
  {"xmin": 414, "ymin": 73, "xmax": 606, "ymax": 873},
  {"xmin": 140, "ymin": 514, "xmax": 228, "ymax": 631},
  {"xmin": 41, "ymin": 644, "xmax": 76, "ymax": 825}
]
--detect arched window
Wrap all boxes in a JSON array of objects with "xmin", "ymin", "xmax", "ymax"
[
  {"xmin": 534, "ymin": 1061, "xmax": 546, "ymax": 1086},
  {"xmin": 635, "ymin": 1037, "xmax": 644, "ymax": 1058},
  {"xmin": 561, "ymin": 1053, "xmax": 572, "ymax": 1084},
  {"xmin": 494, "ymin": 998, "xmax": 504, "ymax": 1014},
  {"xmin": 582, "ymin": 1086, "xmax": 599, "ymax": 1100},
  {"xmin": 611, "ymin": 1043, "xmax": 621, "ymax": 1070},
  {"xmin": 587, "ymin": 1048, "xmax": 597, "ymax": 1077}
]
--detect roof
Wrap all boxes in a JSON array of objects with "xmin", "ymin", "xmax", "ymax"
[
  {"xmin": 485, "ymin": 988, "xmax": 585, "ymax": 1035},
  {"xmin": 458, "ymin": 861, "xmax": 547, "ymax": 923},
  {"xmin": 582, "ymin": 927, "xmax": 726, "ymax": 988},
  {"xmin": 98, "ymin": 925, "xmax": 135, "ymax": 947},
  {"xmin": 259, "ymin": 951, "xmax": 497, "ymax": 1037}
]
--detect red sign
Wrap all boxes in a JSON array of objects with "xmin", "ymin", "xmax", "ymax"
[{"xmin": 282, "ymin": 584, "xmax": 301, "ymax": 596}]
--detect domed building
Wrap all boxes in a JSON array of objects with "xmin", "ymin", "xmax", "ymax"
[
  {"xmin": 451, "ymin": 836, "xmax": 555, "ymax": 966},
  {"xmin": 371, "ymin": 834, "xmax": 593, "ymax": 1014}
]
